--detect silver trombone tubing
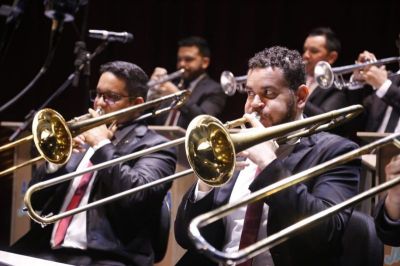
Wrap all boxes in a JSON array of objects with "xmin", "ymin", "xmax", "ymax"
[
  {"xmin": 24, "ymin": 104, "xmax": 362, "ymax": 225},
  {"xmin": 189, "ymin": 132, "xmax": 400, "ymax": 265}
]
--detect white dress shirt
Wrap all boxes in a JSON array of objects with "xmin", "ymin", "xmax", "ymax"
[
  {"xmin": 50, "ymin": 139, "xmax": 110, "ymax": 249},
  {"xmin": 194, "ymin": 159, "xmax": 274, "ymax": 266}
]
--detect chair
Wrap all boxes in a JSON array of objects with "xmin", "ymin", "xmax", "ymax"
[{"xmin": 152, "ymin": 192, "xmax": 171, "ymax": 263}]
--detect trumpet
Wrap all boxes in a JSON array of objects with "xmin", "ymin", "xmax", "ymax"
[
  {"xmin": 188, "ymin": 131, "xmax": 400, "ymax": 265},
  {"xmin": 147, "ymin": 69, "xmax": 185, "ymax": 88},
  {"xmin": 314, "ymin": 56, "xmax": 400, "ymax": 89},
  {"xmin": 0, "ymin": 90, "xmax": 190, "ymax": 177},
  {"xmin": 220, "ymin": 71, "xmax": 247, "ymax": 96},
  {"xmin": 23, "ymin": 105, "xmax": 363, "ymax": 225}
]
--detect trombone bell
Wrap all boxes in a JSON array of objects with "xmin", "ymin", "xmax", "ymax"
[
  {"xmin": 32, "ymin": 109, "xmax": 72, "ymax": 165},
  {"xmin": 186, "ymin": 115, "xmax": 235, "ymax": 186}
]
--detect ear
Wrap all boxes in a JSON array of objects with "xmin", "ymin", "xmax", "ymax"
[
  {"xmin": 132, "ymin": 97, "xmax": 144, "ymax": 105},
  {"xmin": 296, "ymin": 85, "xmax": 309, "ymax": 109},
  {"xmin": 201, "ymin": 57, "xmax": 210, "ymax": 69},
  {"xmin": 327, "ymin": 51, "xmax": 338, "ymax": 64}
]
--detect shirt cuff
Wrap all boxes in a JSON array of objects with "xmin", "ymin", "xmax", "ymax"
[
  {"xmin": 193, "ymin": 181, "xmax": 213, "ymax": 202},
  {"xmin": 384, "ymin": 207, "xmax": 400, "ymax": 225},
  {"xmin": 46, "ymin": 162, "xmax": 61, "ymax": 174},
  {"xmin": 375, "ymin": 79, "xmax": 392, "ymax": 97},
  {"xmin": 93, "ymin": 139, "xmax": 111, "ymax": 151}
]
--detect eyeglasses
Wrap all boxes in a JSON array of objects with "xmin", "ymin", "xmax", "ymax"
[{"xmin": 89, "ymin": 90, "xmax": 132, "ymax": 105}]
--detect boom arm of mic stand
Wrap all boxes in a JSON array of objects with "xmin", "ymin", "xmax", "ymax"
[{"xmin": 9, "ymin": 41, "xmax": 109, "ymax": 141}]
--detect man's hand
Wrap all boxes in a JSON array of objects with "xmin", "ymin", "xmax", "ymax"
[
  {"xmin": 76, "ymin": 108, "xmax": 117, "ymax": 149},
  {"xmin": 236, "ymin": 113, "xmax": 278, "ymax": 171},
  {"xmin": 148, "ymin": 67, "xmax": 180, "ymax": 100},
  {"xmin": 385, "ymin": 154, "xmax": 400, "ymax": 220},
  {"xmin": 353, "ymin": 50, "xmax": 388, "ymax": 88}
]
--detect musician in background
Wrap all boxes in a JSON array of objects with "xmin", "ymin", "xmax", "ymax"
[
  {"xmin": 375, "ymin": 154, "xmax": 400, "ymax": 246},
  {"xmin": 302, "ymin": 27, "xmax": 348, "ymax": 115},
  {"xmin": 148, "ymin": 36, "xmax": 226, "ymax": 128},
  {"xmin": 349, "ymin": 50, "xmax": 400, "ymax": 133},
  {"xmin": 11, "ymin": 61, "xmax": 177, "ymax": 266},
  {"xmin": 175, "ymin": 46, "xmax": 360, "ymax": 266}
]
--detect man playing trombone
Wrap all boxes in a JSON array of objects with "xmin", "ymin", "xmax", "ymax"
[
  {"xmin": 11, "ymin": 61, "xmax": 177, "ymax": 266},
  {"xmin": 175, "ymin": 46, "xmax": 360, "ymax": 266}
]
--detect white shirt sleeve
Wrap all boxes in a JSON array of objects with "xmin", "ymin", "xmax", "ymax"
[
  {"xmin": 375, "ymin": 79, "xmax": 392, "ymax": 98},
  {"xmin": 93, "ymin": 139, "xmax": 111, "ymax": 151},
  {"xmin": 193, "ymin": 181, "xmax": 213, "ymax": 202}
]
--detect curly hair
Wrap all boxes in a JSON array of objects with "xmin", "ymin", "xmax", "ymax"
[
  {"xmin": 248, "ymin": 46, "xmax": 306, "ymax": 91},
  {"xmin": 100, "ymin": 61, "xmax": 149, "ymax": 100}
]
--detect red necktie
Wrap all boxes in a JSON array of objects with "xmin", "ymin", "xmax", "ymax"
[
  {"xmin": 53, "ymin": 161, "xmax": 94, "ymax": 247},
  {"xmin": 237, "ymin": 168, "xmax": 263, "ymax": 266},
  {"xmin": 165, "ymin": 108, "xmax": 179, "ymax": 126}
]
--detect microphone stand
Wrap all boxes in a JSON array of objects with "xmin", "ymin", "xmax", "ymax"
[
  {"xmin": 9, "ymin": 41, "xmax": 109, "ymax": 141},
  {"xmin": 0, "ymin": 19, "xmax": 64, "ymax": 114}
]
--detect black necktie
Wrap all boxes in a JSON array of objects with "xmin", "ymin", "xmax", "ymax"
[{"xmin": 385, "ymin": 109, "xmax": 400, "ymax": 132}]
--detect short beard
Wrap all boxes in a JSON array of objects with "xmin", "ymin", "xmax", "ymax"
[{"xmin": 279, "ymin": 92, "xmax": 297, "ymax": 125}]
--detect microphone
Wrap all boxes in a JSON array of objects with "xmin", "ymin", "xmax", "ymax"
[{"xmin": 88, "ymin": 30, "xmax": 134, "ymax": 43}]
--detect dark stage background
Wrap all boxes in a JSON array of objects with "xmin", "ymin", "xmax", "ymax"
[
  {"xmin": 0, "ymin": 0, "xmax": 399, "ymax": 250},
  {"xmin": 0, "ymin": 0, "xmax": 399, "ymax": 123}
]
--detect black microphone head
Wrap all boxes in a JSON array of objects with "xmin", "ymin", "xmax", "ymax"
[{"xmin": 43, "ymin": 0, "xmax": 80, "ymax": 22}]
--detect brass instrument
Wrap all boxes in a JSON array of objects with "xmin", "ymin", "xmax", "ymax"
[
  {"xmin": 0, "ymin": 90, "xmax": 190, "ymax": 177},
  {"xmin": 24, "ymin": 105, "xmax": 362, "ymax": 225},
  {"xmin": 220, "ymin": 71, "xmax": 247, "ymax": 96},
  {"xmin": 147, "ymin": 69, "xmax": 185, "ymax": 88},
  {"xmin": 314, "ymin": 57, "xmax": 400, "ymax": 89},
  {"xmin": 188, "ymin": 132, "xmax": 400, "ymax": 265}
]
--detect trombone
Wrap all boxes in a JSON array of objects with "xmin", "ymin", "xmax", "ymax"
[
  {"xmin": 188, "ymin": 132, "xmax": 400, "ymax": 265},
  {"xmin": 220, "ymin": 71, "xmax": 247, "ymax": 96},
  {"xmin": 314, "ymin": 56, "xmax": 400, "ymax": 89},
  {"xmin": 0, "ymin": 90, "xmax": 190, "ymax": 177},
  {"xmin": 23, "ymin": 105, "xmax": 363, "ymax": 225}
]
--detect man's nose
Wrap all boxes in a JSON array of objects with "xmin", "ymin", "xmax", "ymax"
[
  {"xmin": 251, "ymin": 95, "xmax": 264, "ymax": 109},
  {"xmin": 95, "ymin": 95, "xmax": 107, "ymax": 108}
]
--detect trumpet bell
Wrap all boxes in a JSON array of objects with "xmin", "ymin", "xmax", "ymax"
[
  {"xmin": 314, "ymin": 61, "xmax": 334, "ymax": 89},
  {"xmin": 220, "ymin": 71, "xmax": 237, "ymax": 96},
  {"xmin": 186, "ymin": 115, "xmax": 235, "ymax": 186},
  {"xmin": 32, "ymin": 109, "xmax": 72, "ymax": 165}
]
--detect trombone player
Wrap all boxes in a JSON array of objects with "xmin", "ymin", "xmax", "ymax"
[
  {"xmin": 11, "ymin": 61, "xmax": 177, "ymax": 266},
  {"xmin": 175, "ymin": 46, "xmax": 360, "ymax": 266}
]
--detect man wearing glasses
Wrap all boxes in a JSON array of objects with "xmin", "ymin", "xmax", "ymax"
[{"xmin": 12, "ymin": 61, "xmax": 177, "ymax": 266}]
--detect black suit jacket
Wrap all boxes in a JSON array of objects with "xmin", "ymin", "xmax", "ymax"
[
  {"xmin": 12, "ymin": 121, "xmax": 177, "ymax": 266},
  {"xmin": 304, "ymin": 86, "xmax": 355, "ymax": 138},
  {"xmin": 151, "ymin": 74, "xmax": 227, "ymax": 129},
  {"xmin": 175, "ymin": 132, "xmax": 360, "ymax": 266},
  {"xmin": 363, "ymin": 75, "xmax": 400, "ymax": 132},
  {"xmin": 374, "ymin": 198, "xmax": 400, "ymax": 246}
]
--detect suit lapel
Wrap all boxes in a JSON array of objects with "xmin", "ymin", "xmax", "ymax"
[{"xmin": 283, "ymin": 136, "xmax": 316, "ymax": 173}]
